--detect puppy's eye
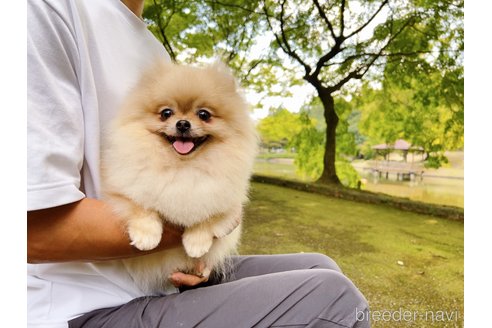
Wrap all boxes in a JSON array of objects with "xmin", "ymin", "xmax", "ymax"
[
  {"xmin": 197, "ymin": 109, "xmax": 211, "ymax": 121},
  {"xmin": 160, "ymin": 108, "xmax": 174, "ymax": 120}
]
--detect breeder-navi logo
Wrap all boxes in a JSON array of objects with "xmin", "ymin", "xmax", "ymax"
[{"xmin": 355, "ymin": 307, "xmax": 460, "ymax": 324}]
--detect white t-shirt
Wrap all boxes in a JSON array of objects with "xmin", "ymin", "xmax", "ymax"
[{"xmin": 27, "ymin": 0, "xmax": 170, "ymax": 327}]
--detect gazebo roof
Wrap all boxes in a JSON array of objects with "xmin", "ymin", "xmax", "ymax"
[{"xmin": 372, "ymin": 139, "xmax": 424, "ymax": 151}]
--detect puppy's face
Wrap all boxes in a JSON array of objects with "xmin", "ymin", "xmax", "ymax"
[
  {"xmin": 156, "ymin": 101, "xmax": 216, "ymax": 156},
  {"xmin": 121, "ymin": 62, "xmax": 252, "ymax": 161}
]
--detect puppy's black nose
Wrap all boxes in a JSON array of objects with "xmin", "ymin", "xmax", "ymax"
[{"xmin": 176, "ymin": 120, "xmax": 191, "ymax": 133}]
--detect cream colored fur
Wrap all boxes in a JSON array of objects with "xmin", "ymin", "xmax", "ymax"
[{"xmin": 101, "ymin": 61, "xmax": 258, "ymax": 294}]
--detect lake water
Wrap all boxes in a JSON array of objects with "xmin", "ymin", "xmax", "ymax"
[
  {"xmin": 254, "ymin": 152, "xmax": 464, "ymax": 209},
  {"xmin": 356, "ymin": 170, "xmax": 463, "ymax": 208}
]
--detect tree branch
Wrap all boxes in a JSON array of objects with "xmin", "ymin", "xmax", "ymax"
[
  {"xmin": 263, "ymin": 0, "xmax": 312, "ymax": 76},
  {"xmin": 326, "ymin": 15, "xmax": 416, "ymax": 93},
  {"xmin": 311, "ymin": 43, "xmax": 345, "ymax": 80},
  {"xmin": 323, "ymin": 49, "xmax": 441, "ymax": 67},
  {"xmin": 310, "ymin": 0, "xmax": 367, "ymax": 80},
  {"xmin": 345, "ymin": 0, "xmax": 389, "ymax": 39},
  {"xmin": 240, "ymin": 58, "xmax": 265, "ymax": 84},
  {"xmin": 340, "ymin": 0, "xmax": 346, "ymax": 36},
  {"xmin": 262, "ymin": 4, "xmax": 289, "ymax": 53},
  {"xmin": 312, "ymin": 0, "xmax": 337, "ymax": 40},
  {"xmin": 152, "ymin": 0, "xmax": 177, "ymax": 62},
  {"xmin": 278, "ymin": 0, "xmax": 312, "ymax": 74},
  {"xmin": 326, "ymin": 68, "xmax": 364, "ymax": 93}
]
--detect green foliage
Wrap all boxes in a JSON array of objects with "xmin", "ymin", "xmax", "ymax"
[
  {"xmin": 143, "ymin": 0, "xmax": 270, "ymax": 88},
  {"xmin": 291, "ymin": 112, "xmax": 325, "ymax": 180},
  {"xmin": 335, "ymin": 160, "xmax": 361, "ymax": 188},
  {"xmin": 256, "ymin": 108, "xmax": 302, "ymax": 148},
  {"xmin": 143, "ymin": 1, "xmax": 201, "ymax": 60},
  {"xmin": 356, "ymin": 63, "xmax": 464, "ymax": 168},
  {"xmin": 334, "ymin": 97, "xmax": 358, "ymax": 157}
]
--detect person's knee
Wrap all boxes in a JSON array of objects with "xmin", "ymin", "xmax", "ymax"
[
  {"xmin": 311, "ymin": 270, "xmax": 370, "ymax": 327},
  {"xmin": 313, "ymin": 269, "xmax": 366, "ymax": 301},
  {"xmin": 302, "ymin": 252, "xmax": 342, "ymax": 272}
]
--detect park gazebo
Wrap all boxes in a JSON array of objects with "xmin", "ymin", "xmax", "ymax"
[{"xmin": 370, "ymin": 139, "xmax": 425, "ymax": 181}]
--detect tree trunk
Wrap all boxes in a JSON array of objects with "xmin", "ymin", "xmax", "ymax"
[{"xmin": 316, "ymin": 89, "xmax": 341, "ymax": 185}]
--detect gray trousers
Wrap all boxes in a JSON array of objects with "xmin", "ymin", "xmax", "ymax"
[{"xmin": 69, "ymin": 253, "xmax": 370, "ymax": 328}]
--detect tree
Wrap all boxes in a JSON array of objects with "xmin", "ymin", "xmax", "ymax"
[
  {"xmin": 143, "ymin": 0, "xmax": 464, "ymax": 184},
  {"xmin": 260, "ymin": 0, "xmax": 465, "ymax": 184},
  {"xmin": 292, "ymin": 97, "xmax": 360, "ymax": 187}
]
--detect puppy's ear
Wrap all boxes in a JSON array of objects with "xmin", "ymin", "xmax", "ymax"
[
  {"xmin": 210, "ymin": 60, "xmax": 238, "ymax": 91},
  {"xmin": 142, "ymin": 59, "xmax": 173, "ymax": 82},
  {"xmin": 132, "ymin": 59, "xmax": 170, "ymax": 94}
]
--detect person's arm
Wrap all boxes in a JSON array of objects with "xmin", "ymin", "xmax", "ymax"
[
  {"xmin": 28, "ymin": 197, "xmax": 211, "ymax": 287},
  {"xmin": 27, "ymin": 197, "xmax": 183, "ymax": 263}
]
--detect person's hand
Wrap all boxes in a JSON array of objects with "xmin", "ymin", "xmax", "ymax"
[{"xmin": 169, "ymin": 260, "xmax": 210, "ymax": 288}]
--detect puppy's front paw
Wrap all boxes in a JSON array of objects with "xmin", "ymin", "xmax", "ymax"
[
  {"xmin": 127, "ymin": 214, "xmax": 163, "ymax": 251},
  {"xmin": 182, "ymin": 229, "xmax": 213, "ymax": 258}
]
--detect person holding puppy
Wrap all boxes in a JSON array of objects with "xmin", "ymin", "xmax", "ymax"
[{"xmin": 27, "ymin": 0, "xmax": 370, "ymax": 327}]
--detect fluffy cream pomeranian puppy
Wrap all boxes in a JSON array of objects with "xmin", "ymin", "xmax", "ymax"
[{"xmin": 101, "ymin": 60, "xmax": 258, "ymax": 294}]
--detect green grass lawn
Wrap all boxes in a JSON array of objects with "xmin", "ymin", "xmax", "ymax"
[{"xmin": 240, "ymin": 182, "xmax": 464, "ymax": 327}]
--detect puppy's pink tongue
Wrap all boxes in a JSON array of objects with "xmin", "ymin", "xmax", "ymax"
[{"xmin": 173, "ymin": 140, "xmax": 195, "ymax": 155}]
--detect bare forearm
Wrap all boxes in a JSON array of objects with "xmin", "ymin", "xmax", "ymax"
[{"xmin": 27, "ymin": 198, "xmax": 182, "ymax": 263}]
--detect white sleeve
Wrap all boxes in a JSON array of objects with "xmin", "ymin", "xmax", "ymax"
[{"xmin": 27, "ymin": 1, "xmax": 85, "ymax": 210}]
